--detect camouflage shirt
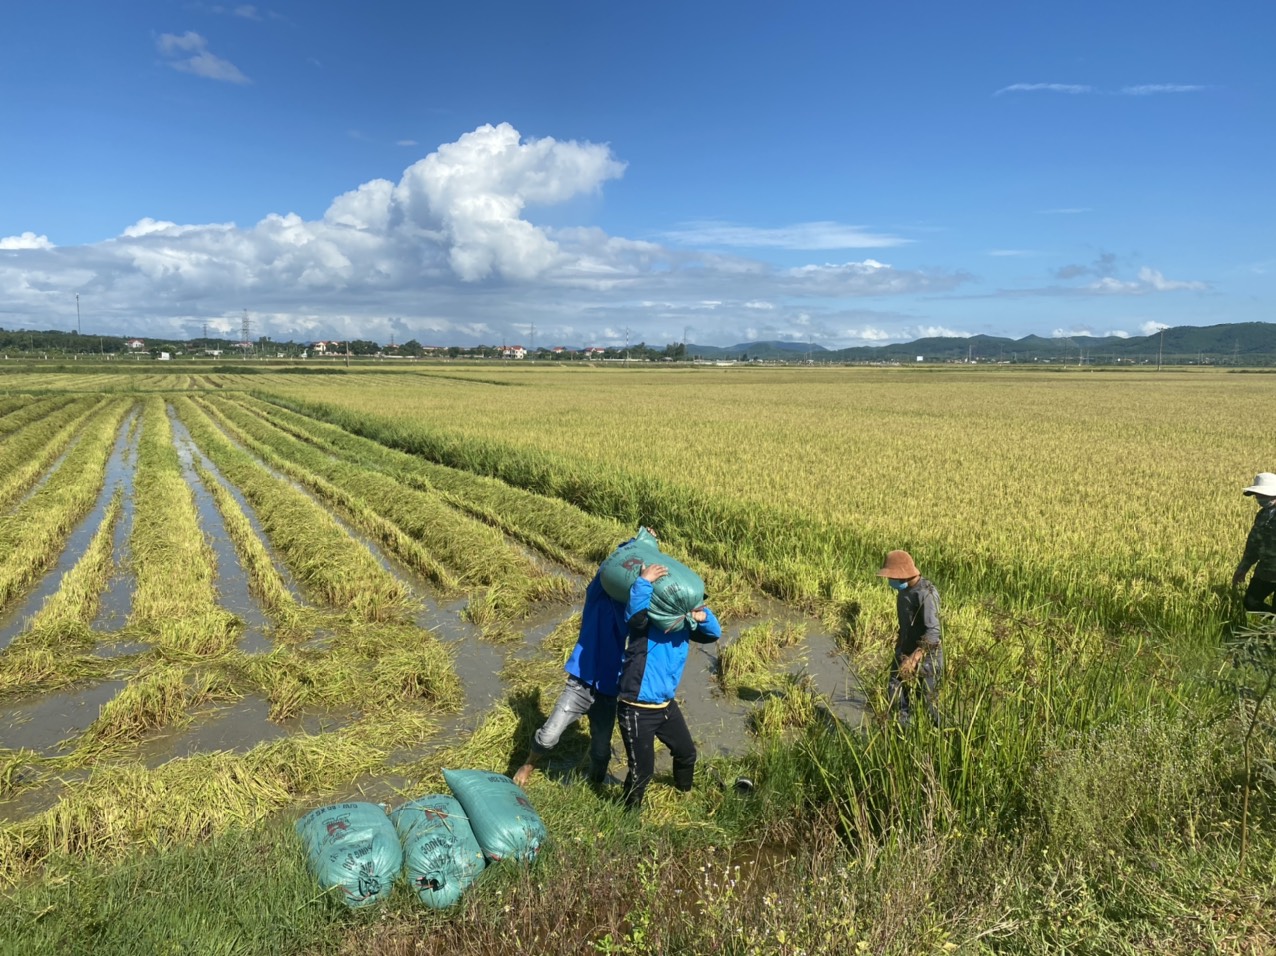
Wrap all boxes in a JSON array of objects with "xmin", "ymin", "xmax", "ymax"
[
  {"xmin": 1237, "ymin": 503, "xmax": 1276, "ymax": 582},
  {"xmin": 895, "ymin": 576, "xmax": 941, "ymax": 656}
]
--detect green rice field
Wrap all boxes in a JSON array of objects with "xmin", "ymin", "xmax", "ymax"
[{"xmin": 0, "ymin": 361, "xmax": 1271, "ymax": 955}]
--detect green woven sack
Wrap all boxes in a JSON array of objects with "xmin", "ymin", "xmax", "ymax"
[
  {"xmin": 599, "ymin": 529, "xmax": 706, "ymax": 633},
  {"xmin": 294, "ymin": 802, "xmax": 402, "ymax": 908},
  {"xmin": 391, "ymin": 794, "xmax": 486, "ymax": 909},
  {"xmin": 443, "ymin": 769, "xmax": 547, "ymax": 863}
]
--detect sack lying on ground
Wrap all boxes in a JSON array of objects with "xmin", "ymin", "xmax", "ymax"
[
  {"xmin": 599, "ymin": 527, "xmax": 707, "ymax": 633},
  {"xmin": 294, "ymin": 802, "xmax": 402, "ymax": 908},
  {"xmin": 443, "ymin": 769, "xmax": 547, "ymax": 863},
  {"xmin": 390, "ymin": 794, "xmax": 486, "ymax": 909}
]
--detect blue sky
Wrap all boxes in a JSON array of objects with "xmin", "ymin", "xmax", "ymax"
[{"xmin": 1, "ymin": 1, "xmax": 1271, "ymax": 348}]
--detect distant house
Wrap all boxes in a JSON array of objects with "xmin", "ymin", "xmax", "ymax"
[
  {"xmin": 311, "ymin": 340, "xmax": 336, "ymax": 354},
  {"xmin": 502, "ymin": 345, "xmax": 527, "ymax": 359},
  {"xmin": 552, "ymin": 346, "xmax": 572, "ymax": 355},
  {"xmin": 126, "ymin": 338, "xmax": 145, "ymax": 350},
  {"xmin": 583, "ymin": 347, "xmax": 606, "ymax": 358}
]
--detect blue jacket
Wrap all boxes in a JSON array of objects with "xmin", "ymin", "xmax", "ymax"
[
  {"xmin": 618, "ymin": 577, "xmax": 721, "ymax": 706},
  {"xmin": 563, "ymin": 574, "xmax": 627, "ymax": 695}
]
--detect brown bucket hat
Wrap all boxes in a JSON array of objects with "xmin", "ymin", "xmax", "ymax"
[{"xmin": 876, "ymin": 549, "xmax": 919, "ymax": 579}]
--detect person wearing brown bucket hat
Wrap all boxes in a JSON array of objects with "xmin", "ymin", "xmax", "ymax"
[
  {"xmin": 877, "ymin": 549, "xmax": 942, "ymax": 727},
  {"xmin": 1233, "ymin": 473, "xmax": 1276, "ymax": 614}
]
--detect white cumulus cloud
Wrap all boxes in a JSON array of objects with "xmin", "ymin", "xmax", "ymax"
[
  {"xmin": 0, "ymin": 232, "xmax": 55, "ymax": 250},
  {"xmin": 0, "ymin": 123, "xmax": 978, "ymax": 345}
]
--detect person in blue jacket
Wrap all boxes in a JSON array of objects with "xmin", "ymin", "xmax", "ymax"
[
  {"xmin": 616, "ymin": 563, "xmax": 722, "ymax": 811},
  {"xmin": 512, "ymin": 533, "xmax": 653, "ymax": 789}
]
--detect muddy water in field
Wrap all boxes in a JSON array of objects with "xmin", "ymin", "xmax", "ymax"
[
  {"xmin": 137, "ymin": 695, "xmax": 349, "ymax": 767},
  {"xmin": 798, "ymin": 631, "xmax": 867, "ymax": 727},
  {"xmin": 0, "ymin": 680, "xmax": 126, "ymax": 755},
  {"xmin": 169, "ymin": 410, "xmax": 272, "ymax": 653},
  {"xmin": 90, "ymin": 417, "xmax": 142, "ymax": 632},
  {"xmin": 170, "ymin": 412, "xmax": 304, "ymax": 605},
  {"xmin": 0, "ymin": 397, "xmax": 861, "ymax": 817},
  {"xmin": 0, "ymin": 768, "xmax": 92, "ymax": 824},
  {"xmin": 0, "ymin": 411, "xmax": 139, "ymax": 651}
]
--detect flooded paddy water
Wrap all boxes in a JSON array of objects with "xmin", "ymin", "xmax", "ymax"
[{"xmin": 0, "ymin": 386, "xmax": 859, "ymax": 866}]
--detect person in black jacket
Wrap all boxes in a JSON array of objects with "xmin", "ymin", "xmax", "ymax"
[
  {"xmin": 1234, "ymin": 472, "xmax": 1276, "ymax": 614},
  {"xmin": 877, "ymin": 549, "xmax": 942, "ymax": 727}
]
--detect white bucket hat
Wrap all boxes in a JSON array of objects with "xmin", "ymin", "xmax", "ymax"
[{"xmin": 1242, "ymin": 473, "xmax": 1276, "ymax": 497}]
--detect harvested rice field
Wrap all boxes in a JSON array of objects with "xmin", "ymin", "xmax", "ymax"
[{"xmin": 0, "ymin": 362, "xmax": 1272, "ymax": 955}]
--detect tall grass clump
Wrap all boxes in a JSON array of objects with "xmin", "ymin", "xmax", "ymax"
[{"xmin": 718, "ymin": 620, "xmax": 805, "ymax": 696}]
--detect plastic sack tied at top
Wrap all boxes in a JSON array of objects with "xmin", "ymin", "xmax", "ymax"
[
  {"xmin": 294, "ymin": 802, "xmax": 403, "ymax": 908},
  {"xmin": 390, "ymin": 794, "xmax": 486, "ymax": 910},
  {"xmin": 599, "ymin": 527, "xmax": 707, "ymax": 633}
]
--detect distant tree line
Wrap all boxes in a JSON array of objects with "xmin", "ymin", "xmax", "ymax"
[{"xmin": 4, "ymin": 322, "xmax": 1273, "ymax": 364}]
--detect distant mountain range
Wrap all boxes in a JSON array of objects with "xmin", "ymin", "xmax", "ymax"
[{"xmin": 688, "ymin": 322, "xmax": 1276, "ymax": 364}]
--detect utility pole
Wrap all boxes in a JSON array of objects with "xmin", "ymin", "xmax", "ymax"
[
  {"xmin": 530, "ymin": 323, "xmax": 535, "ymax": 359},
  {"xmin": 682, "ymin": 325, "xmax": 689, "ymax": 362},
  {"xmin": 75, "ymin": 293, "xmax": 81, "ymax": 335},
  {"xmin": 1157, "ymin": 328, "xmax": 1164, "ymax": 370},
  {"xmin": 624, "ymin": 327, "xmax": 630, "ymax": 367},
  {"xmin": 241, "ymin": 309, "xmax": 252, "ymax": 356}
]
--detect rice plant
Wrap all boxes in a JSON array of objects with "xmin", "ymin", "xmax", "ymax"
[{"xmin": 126, "ymin": 398, "xmax": 240, "ymax": 656}]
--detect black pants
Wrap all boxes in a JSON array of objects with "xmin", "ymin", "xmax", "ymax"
[
  {"xmin": 888, "ymin": 646, "xmax": 943, "ymax": 727},
  {"xmin": 1244, "ymin": 577, "xmax": 1276, "ymax": 613},
  {"xmin": 617, "ymin": 700, "xmax": 696, "ymax": 810}
]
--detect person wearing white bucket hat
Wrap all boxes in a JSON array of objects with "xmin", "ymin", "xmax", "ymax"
[
  {"xmin": 876, "ymin": 549, "xmax": 942, "ymax": 727},
  {"xmin": 1233, "ymin": 473, "xmax": 1276, "ymax": 614}
]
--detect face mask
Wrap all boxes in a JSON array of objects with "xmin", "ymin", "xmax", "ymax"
[{"xmin": 888, "ymin": 579, "xmax": 909, "ymax": 591}]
